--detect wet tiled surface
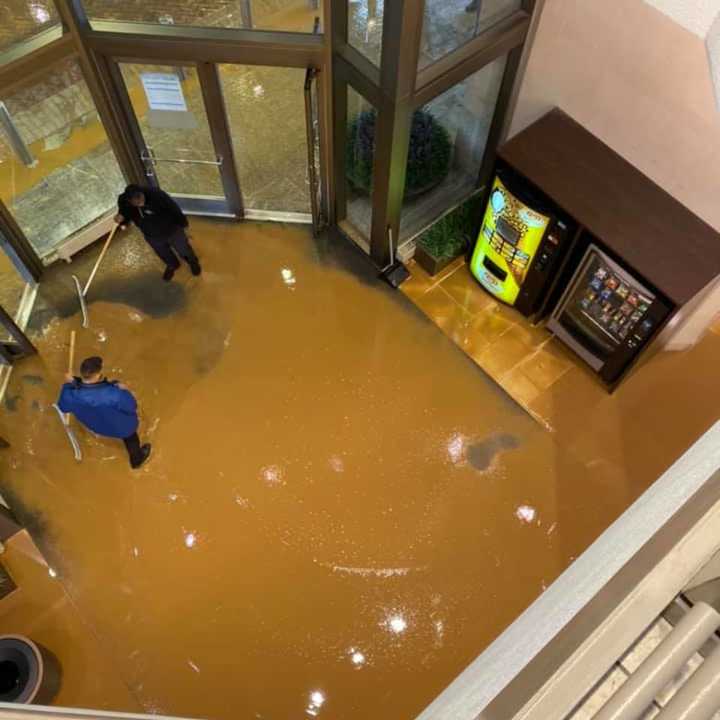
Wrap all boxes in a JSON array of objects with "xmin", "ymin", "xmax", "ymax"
[
  {"xmin": 402, "ymin": 258, "xmax": 720, "ymax": 499},
  {"xmin": 0, "ymin": 530, "xmax": 141, "ymax": 712},
  {"xmin": 0, "ymin": 220, "xmax": 674, "ymax": 719}
]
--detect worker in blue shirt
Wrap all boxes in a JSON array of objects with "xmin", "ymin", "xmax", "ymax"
[{"xmin": 57, "ymin": 356, "xmax": 151, "ymax": 469}]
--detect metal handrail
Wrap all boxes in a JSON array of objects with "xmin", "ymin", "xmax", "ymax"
[{"xmin": 141, "ymin": 148, "xmax": 223, "ymax": 167}]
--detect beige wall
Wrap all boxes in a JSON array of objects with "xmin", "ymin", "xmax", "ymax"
[
  {"xmin": 509, "ymin": 0, "xmax": 720, "ymax": 232},
  {"xmin": 509, "ymin": 0, "xmax": 720, "ymax": 347}
]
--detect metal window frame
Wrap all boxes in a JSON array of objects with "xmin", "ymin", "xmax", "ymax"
[
  {"xmin": 0, "ymin": 0, "xmax": 335, "ymax": 276},
  {"xmin": 331, "ymin": 0, "xmax": 542, "ymax": 267},
  {"xmin": 0, "ymin": 0, "xmax": 543, "ymax": 274},
  {"xmin": 71, "ymin": 1, "xmax": 331, "ymax": 220},
  {"xmin": 0, "ymin": 304, "xmax": 37, "ymax": 365}
]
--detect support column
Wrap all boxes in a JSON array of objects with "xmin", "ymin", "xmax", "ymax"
[{"xmin": 54, "ymin": 0, "xmax": 146, "ymax": 185}]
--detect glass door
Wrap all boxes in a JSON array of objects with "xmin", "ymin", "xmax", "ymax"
[
  {"xmin": 0, "ymin": 229, "xmax": 38, "ymax": 351},
  {"xmin": 217, "ymin": 63, "xmax": 314, "ymax": 223},
  {"xmin": 0, "ymin": 56, "xmax": 125, "ymax": 263},
  {"xmin": 118, "ymin": 62, "xmax": 240, "ymax": 217}
]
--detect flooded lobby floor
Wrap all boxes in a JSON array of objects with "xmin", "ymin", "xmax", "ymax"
[{"xmin": 1, "ymin": 221, "xmax": 653, "ymax": 720}]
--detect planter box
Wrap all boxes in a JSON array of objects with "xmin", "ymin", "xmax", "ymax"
[{"xmin": 415, "ymin": 243, "xmax": 462, "ymax": 277}]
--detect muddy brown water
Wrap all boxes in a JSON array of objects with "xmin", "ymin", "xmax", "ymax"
[{"xmin": 0, "ymin": 221, "xmax": 614, "ymax": 719}]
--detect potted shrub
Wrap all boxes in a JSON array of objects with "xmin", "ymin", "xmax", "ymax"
[
  {"xmin": 346, "ymin": 109, "xmax": 452, "ymax": 197},
  {"xmin": 414, "ymin": 195, "xmax": 482, "ymax": 276}
]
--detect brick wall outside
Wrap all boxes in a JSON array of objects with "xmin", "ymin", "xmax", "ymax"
[
  {"xmin": 0, "ymin": 0, "xmax": 58, "ymax": 54},
  {"xmin": 0, "ymin": 56, "xmax": 95, "ymax": 161},
  {"xmin": 83, "ymin": 0, "xmax": 308, "ymax": 27}
]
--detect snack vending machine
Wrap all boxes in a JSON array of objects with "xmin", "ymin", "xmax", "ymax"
[
  {"xmin": 547, "ymin": 243, "xmax": 672, "ymax": 384},
  {"xmin": 469, "ymin": 172, "xmax": 571, "ymax": 317}
]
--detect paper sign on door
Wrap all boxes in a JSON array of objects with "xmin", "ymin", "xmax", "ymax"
[{"xmin": 141, "ymin": 73, "xmax": 188, "ymax": 112}]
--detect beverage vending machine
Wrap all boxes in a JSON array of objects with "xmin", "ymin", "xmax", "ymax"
[{"xmin": 469, "ymin": 170, "xmax": 572, "ymax": 317}]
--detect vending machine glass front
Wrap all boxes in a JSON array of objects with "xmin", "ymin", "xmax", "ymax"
[
  {"xmin": 555, "ymin": 247, "xmax": 656, "ymax": 370},
  {"xmin": 469, "ymin": 175, "xmax": 551, "ymax": 305}
]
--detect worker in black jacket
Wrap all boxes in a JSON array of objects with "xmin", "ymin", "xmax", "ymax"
[{"xmin": 115, "ymin": 184, "xmax": 202, "ymax": 282}]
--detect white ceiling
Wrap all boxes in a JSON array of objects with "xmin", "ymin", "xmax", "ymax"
[
  {"xmin": 644, "ymin": 0, "xmax": 720, "ymax": 109},
  {"xmin": 644, "ymin": 0, "xmax": 720, "ymax": 37}
]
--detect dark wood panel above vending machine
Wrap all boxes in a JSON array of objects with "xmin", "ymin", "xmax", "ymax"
[{"xmin": 498, "ymin": 109, "xmax": 720, "ymax": 306}]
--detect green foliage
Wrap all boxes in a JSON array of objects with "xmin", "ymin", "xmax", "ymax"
[
  {"xmin": 346, "ymin": 108, "xmax": 452, "ymax": 196},
  {"xmin": 418, "ymin": 195, "xmax": 483, "ymax": 261}
]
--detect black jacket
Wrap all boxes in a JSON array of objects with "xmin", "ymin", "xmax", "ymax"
[{"xmin": 118, "ymin": 186, "xmax": 188, "ymax": 239}]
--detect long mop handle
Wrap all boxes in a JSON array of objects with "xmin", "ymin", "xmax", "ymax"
[
  {"xmin": 83, "ymin": 223, "xmax": 118, "ymax": 297},
  {"xmin": 54, "ymin": 329, "xmax": 82, "ymax": 461},
  {"xmin": 68, "ymin": 329, "xmax": 76, "ymax": 375},
  {"xmin": 64, "ymin": 330, "xmax": 76, "ymax": 423}
]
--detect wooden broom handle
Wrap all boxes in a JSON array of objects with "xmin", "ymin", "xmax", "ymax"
[
  {"xmin": 68, "ymin": 330, "xmax": 76, "ymax": 376},
  {"xmin": 83, "ymin": 223, "xmax": 119, "ymax": 297},
  {"xmin": 63, "ymin": 330, "xmax": 77, "ymax": 424}
]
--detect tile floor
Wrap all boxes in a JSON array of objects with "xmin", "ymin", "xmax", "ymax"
[
  {"xmin": 0, "ymin": 219, "xmax": 695, "ymax": 720},
  {"xmin": 402, "ymin": 258, "xmax": 720, "ymax": 506},
  {"xmin": 0, "ymin": 530, "xmax": 140, "ymax": 712},
  {"xmin": 2, "ymin": 224, "xmax": 720, "ymax": 719}
]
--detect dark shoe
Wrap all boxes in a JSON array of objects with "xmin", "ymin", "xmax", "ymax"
[
  {"xmin": 465, "ymin": 0, "xmax": 479, "ymax": 11},
  {"xmin": 189, "ymin": 260, "xmax": 202, "ymax": 277},
  {"xmin": 162, "ymin": 266, "xmax": 176, "ymax": 282},
  {"xmin": 131, "ymin": 443, "xmax": 152, "ymax": 469}
]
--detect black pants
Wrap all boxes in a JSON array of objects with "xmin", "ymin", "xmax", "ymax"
[
  {"xmin": 123, "ymin": 432, "xmax": 143, "ymax": 467},
  {"xmin": 145, "ymin": 228, "xmax": 198, "ymax": 270}
]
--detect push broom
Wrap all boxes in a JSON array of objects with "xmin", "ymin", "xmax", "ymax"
[
  {"xmin": 52, "ymin": 330, "xmax": 82, "ymax": 461},
  {"xmin": 72, "ymin": 223, "xmax": 119, "ymax": 329}
]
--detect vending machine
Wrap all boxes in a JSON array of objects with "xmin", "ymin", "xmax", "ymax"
[
  {"xmin": 469, "ymin": 171, "xmax": 571, "ymax": 317},
  {"xmin": 547, "ymin": 243, "xmax": 671, "ymax": 384}
]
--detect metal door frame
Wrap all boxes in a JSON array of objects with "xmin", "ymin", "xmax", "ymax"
[
  {"xmin": 85, "ymin": 13, "xmax": 330, "ymax": 225},
  {"xmin": 0, "ymin": 304, "xmax": 37, "ymax": 366},
  {"xmin": 106, "ymin": 57, "xmax": 243, "ymax": 218}
]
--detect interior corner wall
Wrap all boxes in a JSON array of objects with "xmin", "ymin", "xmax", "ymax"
[{"xmin": 507, "ymin": 0, "xmax": 720, "ymax": 233}]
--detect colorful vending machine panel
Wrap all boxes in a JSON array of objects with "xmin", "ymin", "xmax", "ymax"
[
  {"xmin": 547, "ymin": 243, "xmax": 672, "ymax": 384},
  {"xmin": 470, "ymin": 175, "xmax": 552, "ymax": 306}
]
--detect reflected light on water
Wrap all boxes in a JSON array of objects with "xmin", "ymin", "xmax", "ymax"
[
  {"xmin": 184, "ymin": 532, "xmax": 197, "ymax": 549},
  {"xmin": 387, "ymin": 614, "xmax": 408, "ymax": 634},
  {"xmin": 306, "ymin": 690, "xmax": 326, "ymax": 716},
  {"xmin": 515, "ymin": 505, "xmax": 537, "ymax": 524},
  {"xmin": 48, "ymin": 567, "xmax": 58, "ymax": 578},
  {"xmin": 281, "ymin": 268, "xmax": 296, "ymax": 286},
  {"xmin": 262, "ymin": 464, "xmax": 284, "ymax": 486},
  {"xmin": 349, "ymin": 648, "xmax": 366, "ymax": 667},
  {"xmin": 447, "ymin": 433, "xmax": 465, "ymax": 464}
]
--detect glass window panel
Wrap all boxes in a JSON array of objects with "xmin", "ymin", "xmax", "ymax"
[
  {"xmin": 0, "ymin": 232, "xmax": 33, "ymax": 334},
  {"xmin": 342, "ymin": 86, "xmax": 376, "ymax": 249},
  {"xmin": 347, "ymin": 0, "xmax": 384, "ymax": 67},
  {"xmin": 399, "ymin": 54, "xmax": 507, "ymax": 242},
  {"xmin": 419, "ymin": 0, "xmax": 521, "ymax": 71},
  {"xmin": 0, "ymin": 0, "xmax": 60, "ymax": 55},
  {"xmin": 120, "ymin": 64, "xmax": 224, "ymax": 200},
  {"xmin": 83, "ymin": 0, "xmax": 322, "ymax": 33},
  {"xmin": 0, "ymin": 56, "xmax": 125, "ymax": 262},
  {"xmin": 219, "ymin": 64, "xmax": 310, "ymax": 214}
]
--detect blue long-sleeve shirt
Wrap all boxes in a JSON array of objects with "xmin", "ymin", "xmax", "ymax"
[{"xmin": 57, "ymin": 378, "xmax": 139, "ymax": 439}]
